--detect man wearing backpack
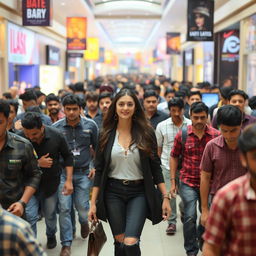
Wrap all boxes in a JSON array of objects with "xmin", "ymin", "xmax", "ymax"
[{"xmin": 170, "ymin": 102, "xmax": 220, "ymax": 256}]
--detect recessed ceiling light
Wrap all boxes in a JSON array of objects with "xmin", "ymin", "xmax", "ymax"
[{"xmin": 61, "ymin": 2, "xmax": 66, "ymax": 6}]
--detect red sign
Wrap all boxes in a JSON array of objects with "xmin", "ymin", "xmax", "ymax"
[{"xmin": 22, "ymin": 0, "xmax": 51, "ymax": 26}]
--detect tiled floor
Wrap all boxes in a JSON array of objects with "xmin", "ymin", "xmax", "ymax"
[{"xmin": 37, "ymin": 197, "xmax": 201, "ymax": 256}]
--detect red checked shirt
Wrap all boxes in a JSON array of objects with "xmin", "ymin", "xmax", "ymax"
[
  {"xmin": 203, "ymin": 173, "xmax": 256, "ymax": 256},
  {"xmin": 171, "ymin": 125, "xmax": 220, "ymax": 188},
  {"xmin": 200, "ymin": 135, "xmax": 247, "ymax": 195}
]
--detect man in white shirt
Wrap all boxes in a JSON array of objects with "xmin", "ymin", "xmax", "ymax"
[{"xmin": 156, "ymin": 97, "xmax": 191, "ymax": 235}]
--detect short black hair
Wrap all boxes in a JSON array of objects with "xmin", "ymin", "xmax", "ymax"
[
  {"xmin": 6, "ymin": 99, "xmax": 19, "ymax": 114},
  {"xmin": 62, "ymin": 94, "xmax": 81, "ymax": 107},
  {"xmin": 216, "ymin": 105, "xmax": 242, "ymax": 127},
  {"xmin": 228, "ymin": 89, "xmax": 248, "ymax": 101},
  {"xmin": 175, "ymin": 91, "xmax": 186, "ymax": 99},
  {"xmin": 219, "ymin": 86, "xmax": 234, "ymax": 100},
  {"xmin": 2, "ymin": 92, "xmax": 12, "ymax": 99},
  {"xmin": 0, "ymin": 99, "xmax": 10, "ymax": 118},
  {"xmin": 21, "ymin": 112, "xmax": 42, "ymax": 129},
  {"xmin": 188, "ymin": 91, "xmax": 202, "ymax": 99},
  {"xmin": 249, "ymin": 96, "xmax": 256, "ymax": 110},
  {"xmin": 19, "ymin": 90, "xmax": 37, "ymax": 102},
  {"xmin": 164, "ymin": 88, "xmax": 175, "ymax": 97},
  {"xmin": 34, "ymin": 90, "xmax": 45, "ymax": 98},
  {"xmin": 190, "ymin": 102, "xmax": 209, "ymax": 115},
  {"xmin": 143, "ymin": 90, "xmax": 159, "ymax": 100},
  {"xmin": 238, "ymin": 124, "xmax": 256, "ymax": 154},
  {"xmin": 98, "ymin": 92, "xmax": 113, "ymax": 103},
  {"xmin": 168, "ymin": 97, "xmax": 184, "ymax": 110},
  {"xmin": 86, "ymin": 91, "xmax": 99, "ymax": 102},
  {"xmin": 45, "ymin": 93, "xmax": 60, "ymax": 104},
  {"xmin": 25, "ymin": 106, "xmax": 41, "ymax": 113}
]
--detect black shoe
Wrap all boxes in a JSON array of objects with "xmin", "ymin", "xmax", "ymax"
[{"xmin": 47, "ymin": 235, "xmax": 57, "ymax": 249}]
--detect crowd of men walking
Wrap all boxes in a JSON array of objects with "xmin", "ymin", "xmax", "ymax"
[{"xmin": 1, "ymin": 74, "xmax": 256, "ymax": 256}]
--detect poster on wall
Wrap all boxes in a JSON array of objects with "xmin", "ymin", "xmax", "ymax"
[
  {"xmin": 166, "ymin": 33, "xmax": 181, "ymax": 54},
  {"xmin": 84, "ymin": 38, "xmax": 99, "ymax": 61},
  {"xmin": 219, "ymin": 30, "xmax": 240, "ymax": 87},
  {"xmin": 22, "ymin": 0, "xmax": 52, "ymax": 26},
  {"xmin": 187, "ymin": 0, "xmax": 214, "ymax": 41},
  {"xmin": 46, "ymin": 45, "xmax": 60, "ymax": 65},
  {"xmin": 67, "ymin": 17, "xmax": 87, "ymax": 50}
]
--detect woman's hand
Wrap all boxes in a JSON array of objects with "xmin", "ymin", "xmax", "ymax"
[
  {"xmin": 88, "ymin": 204, "xmax": 98, "ymax": 222},
  {"xmin": 162, "ymin": 198, "xmax": 171, "ymax": 221}
]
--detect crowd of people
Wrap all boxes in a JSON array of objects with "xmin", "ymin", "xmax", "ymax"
[{"xmin": 1, "ymin": 73, "xmax": 256, "ymax": 256}]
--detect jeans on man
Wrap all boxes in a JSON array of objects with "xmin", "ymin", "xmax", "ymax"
[
  {"xmin": 162, "ymin": 166, "xmax": 177, "ymax": 225},
  {"xmin": 58, "ymin": 170, "xmax": 92, "ymax": 246},
  {"xmin": 179, "ymin": 181, "xmax": 202, "ymax": 255},
  {"xmin": 26, "ymin": 191, "xmax": 58, "ymax": 237}
]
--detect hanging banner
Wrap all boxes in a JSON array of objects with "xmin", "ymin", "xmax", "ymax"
[
  {"xmin": 46, "ymin": 45, "xmax": 60, "ymax": 65},
  {"xmin": 99, "ymin": 47, "xmax": 105, "ymax": 63},
  {"xmin": 67, "ymin": 17, "xmax": 87, "ymax": 50},
  {"xmin": 187, "ymin": 0, "xmax": 214, "ymax": 41},
  {"xmin": 22, "ymin": 0, "xmax": 51, "ymax": 26},
  {"xmin": 84, "ymin": 38, "xmax": 99, "ymax": 61},
  {"xmin": 166, "ymin": 32, "xmax": 181, "ymax": 54}
]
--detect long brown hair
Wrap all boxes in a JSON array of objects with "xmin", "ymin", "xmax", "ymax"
[{"xmin": 99, "ymin": 88, "xmax": 156, "ymax": 157}]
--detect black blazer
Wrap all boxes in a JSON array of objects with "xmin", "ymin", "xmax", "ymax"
[{"xmin": 93, "ymin": 128, "xmax": 165, "ymax": 225}]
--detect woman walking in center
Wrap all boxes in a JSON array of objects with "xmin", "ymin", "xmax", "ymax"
[{"xmin": 88, "ymin": 88, "xmax": 171, "ymax": 256}]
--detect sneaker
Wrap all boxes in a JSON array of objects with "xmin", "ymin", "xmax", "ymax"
[
  {"xmin": 81, "ymin": 222, "xmax": 89, "ymax": 239},
  {"xmin": 60, "ymin": 246, "xmax": 71, "ymax": 256},
  {"xmin": 166, "ymin": 223, "xmax": 176, "ymax": 235},
  {"xmin": 47, "ymin": 235, "xmax": 57, "ymax": 249}
]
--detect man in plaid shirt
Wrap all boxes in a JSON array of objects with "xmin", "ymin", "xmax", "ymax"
[
  {"xmin": 203, "ymin": 124, "xmax": 256, "ymax": 256},
  {"xmin": 0, "ymin": 205, "xmax": 46, "ymax": 255},
  {"xmin": 170, "ymin": 102, "xmax": 220, "ymax": 256}
]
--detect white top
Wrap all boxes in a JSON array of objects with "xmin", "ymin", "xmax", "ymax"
[
  {"xmin": 108, "ymin": 131, "xmax": 143, "ymax": 180},
  {"xmin": 157, "ymin": 101, "xmax": 169, "ymax": 115},
  {"xmin": 155, "ymin": 116, "xmax": 191, "ymax": 170}
]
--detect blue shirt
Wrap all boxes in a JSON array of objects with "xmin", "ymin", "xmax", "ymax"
[{"xmin": 53, "ymin": 117, "xmax": 98, "ymax": 171}]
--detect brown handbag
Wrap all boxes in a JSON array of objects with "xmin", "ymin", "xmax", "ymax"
[{"xmin": 87, "ymin": 221, "xmax": 107, "ymax": 256}]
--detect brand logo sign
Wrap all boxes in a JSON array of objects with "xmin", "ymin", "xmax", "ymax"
[
  {"xmin": 222, "ymin": 34, "xmax": 240, "ymax": 54},
  {"xmin": 8, "ymin": 22, "xmax": 38, "ymax": 64}
]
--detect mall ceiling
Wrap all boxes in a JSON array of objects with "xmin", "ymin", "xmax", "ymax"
[{"xmin": 53, "ymin": 0, "xmax": 224, "ymax": 53}]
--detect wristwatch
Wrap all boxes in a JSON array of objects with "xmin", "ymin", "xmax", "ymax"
[{"xmin": 18, "ymin": 200, "xmax": 27, "ymax": 209}]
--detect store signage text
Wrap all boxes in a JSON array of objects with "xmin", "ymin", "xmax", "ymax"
[
  {"xmin": 22, "ymin": 0, "xmax": 51, "ymax": 26},
  {"xmin": 222, "ymin": 35, "xmax": 240, "ymax": 54},
  {"xmin": 10, "ymin": 29, "xmax": 27, "ymax": 55}
]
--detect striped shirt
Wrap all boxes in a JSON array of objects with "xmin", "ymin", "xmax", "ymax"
[{"xmin": 156, "ymin": 116, "xmax": 191, "ymax": 170}]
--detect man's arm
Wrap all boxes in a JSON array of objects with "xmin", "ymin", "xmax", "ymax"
[
  {"xmin": 203, "ymin": 242, "xmax": 221, "ymax": 256},
  {"xmin": 200, "ymin": 170, "xmax": 212, "ymax": 226},
  {"xmin": 157, "ymin": 147, "xmax": 162, "ymax": 158},
  {"xmin": 170, "ymin": 156, "xmax": 178, "ymax": 197}
]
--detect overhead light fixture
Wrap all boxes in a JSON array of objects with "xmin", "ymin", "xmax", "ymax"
[{"xmin": 61, "ymin": 2, "xmax": 66, "ymax": 6}]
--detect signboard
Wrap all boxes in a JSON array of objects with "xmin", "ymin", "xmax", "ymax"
[
  {"xmin": 84, "ymin": 38, "xmax": 99, "ymax": 61},
  {"xmin": 67, "ymin": 52, "xmax": 84, "ymax": 58},
  {"xmin": 166, "ymin": 32, "xmax": 181, "ymax": 54},
  {"xmin": 99, "ymin": 47, "xmax": 105, "ymax": 63},
  {"xmin": 46, "ymin": 45, "xmax": 60, "ymax": 65},
  {"xmin": 67, "ymin": 17, "xmax": 87, "ymax": 50},
  {"xmin": 8, "ymin": 22, "xmax": 38, "ymax": 64},
  {"xmin": 187, "ymin": 0, "xmax": 214, "ymax": 41},
  {"xmin": 22, "ymin": 0, "xmax": 51, "ymax": 26}
]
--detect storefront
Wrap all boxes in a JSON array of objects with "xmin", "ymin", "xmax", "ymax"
[
  {"xmin": 0, "ymin": 18, "xmax": 6, "ymax": 95},
  {"xmin": 7, "ymin": 22, "xmax": 39, "ymax": 92}
]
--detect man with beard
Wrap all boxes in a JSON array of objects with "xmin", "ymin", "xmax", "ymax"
[
  {"xmin": 156, "ymin": 97, "xmax": 191, "ymax": 235},
  {"xmin": 170, "ymin": 102, "xmax": 220, "ymax": 256},
  {"xmin": 200, "ymin": 105, "xmax": 247, "ymax": 228},
  {"xmin": 143, "ymin": 90, "xmax": 168, "ymax": 129},
  {"xmin": 203, "ymin": 124, "xmax": 256, "ymax": 256},
  {"xmin": 45, "ymin": 94, "xmax": 65, "ymax": 123},
  {"xmin": 93, "ymin": 92, "xmax": 113, "ymax": 129}
]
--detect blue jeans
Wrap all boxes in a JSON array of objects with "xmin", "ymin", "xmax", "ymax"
[
  {"xmin": 162, "ymin": 166, "xmax": 177, "ymax": 225},
  {"xmin": 179, "ymin": 182, "xmax": 201, "ymax": 255},
  {"xmin": 105, "ymin": 179, "xmax": 148, "ymax": 238},
  {"xmin": 58, "ymin": 170, "xmax": 92, "ymax": 246},
  {"xmin": 26, "ymin": 191, "xmax": 58, "ymax": 237}
]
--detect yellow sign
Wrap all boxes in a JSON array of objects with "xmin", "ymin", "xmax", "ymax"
[
  {"xmin": 105, "ymin": 50, "xmax": 112, "ymax": 64},
  {"xmin": 84, "ymin": 38, "xmax": 99, "ymax": 61}
]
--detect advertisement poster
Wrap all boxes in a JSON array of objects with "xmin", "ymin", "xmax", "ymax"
[
  {"xmin": 99, "ymin": 47, "xmax": 105, "ymax": 63},
  {"xmin": 218, "ymin": 30, "xmax": 240, "ymax": 87},
  {"xmin": 22, "ymin": 0, "xmax": 51, "ymax": 26},
  {"xmin": 84, "ymin": 38, "xmax": 99, "ymax": 61},
  {"xmin": 46, "ymin": 45, "xmax": 60, "ymax": 65},
  {"xmin": 8, "ymin": 22, "xmax": 39, "ymax": 64},
  {"xmin": 187, "ymin": 0, "xmax": 214, "ymax": 41},
  {"xmin": 166, "ymin": 32, "xmax": 181, "ymax": 54},
  {"xmin": 67, "ymin": 17, "xmax": 87, "ymax": 50}
]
